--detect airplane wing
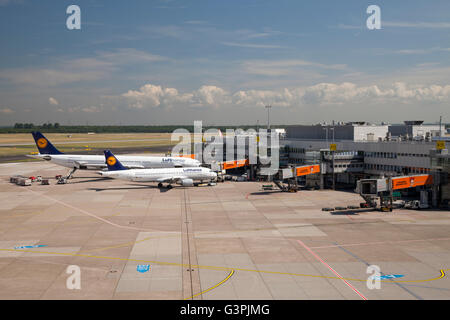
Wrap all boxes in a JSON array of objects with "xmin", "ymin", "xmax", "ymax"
[
  {"xmin": 125, "ymin": 164, "xmax": 145, "ymax": 169},
  {"xmin": 74, "ymin": 161, "xmax": 107, "ymax": 169}
]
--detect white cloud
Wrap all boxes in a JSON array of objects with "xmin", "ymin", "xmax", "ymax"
[
  {"xmin": 184, "ymin": 20, "xmax": 208, "ymax": 25},
  {"xmin": 121, "ymin": 82, "xmax": 450, "ymax": 110},
  {"xmin": 49, "ymin": 97, "xmax": 59, "ymax": 105},
  {"xmin": 0, "ymin": 108, "xmax": 14, "ymax": 114},
  {"xmin": 388, "ymin": 82, "xmax": 450, "ymax": 101},
  {"xmin": 145, "ymin": 25, "xmax": 186, "ymax": 39},
  {"xmin": 236, "ymin": 28, "xmax": 283, "ymax": 39},
  {"xmin": 65, "ymin": 105, "xmax": 104, "ymax": 113},
  {"xmin": 336, "ymin": 24, "xmax": 363, "ymax": 30},
  {"xmin": 190, "ymin": 86, "xmax": 229, "ymax": 108},
  {"xmin": 383, "ymin": 21, "xmax": 450, "ymax": 29},
  {"xmin": 336, "ymin": 21, "xmax": 450, "ymax": 30},
  {"xmin": 233, "ymin": 88, "xmax": 297, "ymax": 108},
  {"xmin": 0, "ymin": 0, "xmax": 23, "ymax": 6},
  {"xmin": 97, "ymin": 48, "xmax": 168, "ymax": 64},
  {"xmin": 122, "ymin": 84, "xmax": 229, "ymax": 109},
  {"xmin": 2, "ymin": 67, "xmax": 109, "ymax": 87},
  {"xmin": 122, "ymin": 84, "xmax": 191, "ymax": 109},
  {"xmin": 1, "ymin": 49, "xmax": 168, "ymax": 87},
  {"xmin": 221, "ymin": 42, "xmax": 285, "ymax": 49},
  {"xmin": 302, "ymin": 82, "xmax": 450, "ymax": 105},
  {"xmin": 242, "ymin": 59, "xmax": 347, "ymax": 76},
  {"xmin": 393, "ymin": 47, "xmax": 450, "ymax": 55},
  {"xmin": 81, "ymin": 106, "xmax": 102, "ymax": 113}
]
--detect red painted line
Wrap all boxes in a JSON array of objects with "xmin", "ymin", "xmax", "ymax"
[{"xmin": 297, "ymin": 239, "xmax": 368, "ymax": 300}]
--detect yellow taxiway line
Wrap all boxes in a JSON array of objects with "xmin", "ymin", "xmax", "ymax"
[
  {"xmin": 0, "ymin": 247, "xmax": 448, "ymax": 284},
  {"xmin": 185, "ymin": 270, "xmax": 235, "ymax": 300}
]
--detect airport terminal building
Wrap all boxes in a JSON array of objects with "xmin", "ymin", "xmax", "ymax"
[
  {"xmin": 284, "ymin": 121, "xmax": 444, "ymax": 176},
  {"xmin": 281, "ymin": 121, "xmax": 449, "ymax": 207},
  {"xmin": 198, "ymin": 121, "xmax": 448, "ymax": 207}
]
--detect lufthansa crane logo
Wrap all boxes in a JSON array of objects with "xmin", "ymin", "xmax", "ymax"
[
  {"xmin": 37, "ymin": 138, "xmax": 48, "ymax": 149},
  {"xmin": 106, "ymin": 156, "xmax": 117, "ymax": 166}
]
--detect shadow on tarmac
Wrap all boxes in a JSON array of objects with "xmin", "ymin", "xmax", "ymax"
[
  {"xmin": 88, "ymin": 184, "xmax": 173, "ymax": 193},
  {"xmin": 68, "ymin": 177, "xmax": 111, "ymax": 184},
  {"xmin": 330, "ymin": 208, "xmax": 376, "ymax": 215}
]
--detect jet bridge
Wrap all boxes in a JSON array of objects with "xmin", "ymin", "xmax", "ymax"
[
  {"xmin": 221, "ymin": 159, "xmax": 249, "ymax": 170},
  {"xmin": 356, "ymin": 174, "xmax": 434, "ymax": 210},
  {"xmin": 208, "ymin": 159, "xmax": 251, "ymax": 181},
  {"xmin": 273, "ymin": 164, "xmax": 321, "ymax": 192},
  {"xmin": 357, "ymin": 174, "xmax": 433, "ymax": 195}
]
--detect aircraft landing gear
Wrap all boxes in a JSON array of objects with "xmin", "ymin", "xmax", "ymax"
[
  {"xmin": 158, "ymin": 182, "xmax": 163, "ymax": 188},
  {"xmin": 65, "ymin": 167, "xmax": 77, "ymax": 179},
  {"xmin": 167, "ymin": 185, "xmax": 173, "ymax": 189}
]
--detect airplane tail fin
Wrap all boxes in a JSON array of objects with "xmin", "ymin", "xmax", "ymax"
[
  {"xmin": 104, "ymin": 150, "xmax": 127, "ymax": 171},
  {"xmin": 31, "ymin": 131, "xmax": 63, "ymax": 155}
]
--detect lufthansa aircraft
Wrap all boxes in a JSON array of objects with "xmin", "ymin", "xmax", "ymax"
[
  {"xmin": 28, "ymin": 132, "xmax": 200, "ymax": 178},
  {"xmin": 99, "ymin": 150, "xmax": 217, "ymax": 188}
]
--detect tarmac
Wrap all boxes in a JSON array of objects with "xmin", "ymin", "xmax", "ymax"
[{"xmin": 1, "ymin": 160, "xmax": 450, "ymax": 300}]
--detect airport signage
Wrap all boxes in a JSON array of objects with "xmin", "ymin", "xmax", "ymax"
[
  {"xmin": 137, "ymin": 264, "xmax": 150, "ymax": 273},
  {"xmin": 296, "ymin": 164, "xmax": 320, "ymax": 177},
  {"xmin": 436, "ymin": 140, "xmax": 445, "ymax": 150}
]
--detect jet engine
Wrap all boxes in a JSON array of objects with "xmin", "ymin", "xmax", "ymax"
[{"xmin": 180, "ymin": 179, "xmax": 194, "ymax": 187}]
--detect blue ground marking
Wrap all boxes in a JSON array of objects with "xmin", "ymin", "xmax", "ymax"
[
  {"xmin": 136, "ymin": 264, "xmax": 150, "ymax": 273},
  {"xmin": 333, "ymin": 242, "xmax": 424, "ymax": 300},
  {"xmin": 14, "ymin": 245, "xmax": 47, "ymax": 249},
  {"xmin": 373, "ymin": 274, "xmax": 404, "ymax": 280}
]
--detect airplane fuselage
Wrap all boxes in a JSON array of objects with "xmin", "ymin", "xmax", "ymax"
[
  {"xmin": 29, "ymin": 154, "xmax": 200, "ymax": 169},
  {"xmin": 100, "ymin": 167, "xmax": 216, "ymax": 183}
]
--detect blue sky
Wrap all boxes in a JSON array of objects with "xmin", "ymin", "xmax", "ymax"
[{"xmin": 0, "ymin": 0, "xmax": 449, "ymax": 125}]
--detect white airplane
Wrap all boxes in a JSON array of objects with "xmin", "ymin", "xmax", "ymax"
[
  {"xmin": 28, "ymin": 132, "xmax": 200, "ymax": 178},
  {"xmin": 99, "ymin": 150, "xmax": 217, "ymax": 188}
]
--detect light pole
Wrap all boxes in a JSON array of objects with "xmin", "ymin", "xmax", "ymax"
[
  {"xmin": 330, "ymin": 127, "xmax": 335, "ymax": 190},
  {"xmin": 321, "ymin": 127, "xmax": 329, "ymax": 191},
  {"xmin": 265, "ymin": 105, "xmax": 272, "ymax": 130},
  {"xmin": 322, "ymin": 127, "xmax": 329, "ymax": 144}
]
